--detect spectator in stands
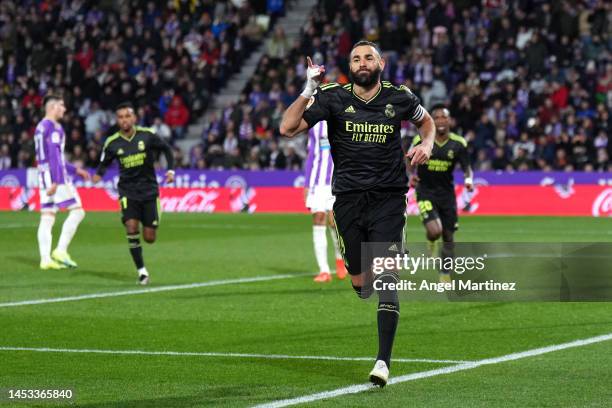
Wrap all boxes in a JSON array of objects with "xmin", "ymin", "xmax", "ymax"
[
  {"xmin": 152, "ymin": 117, "xmax": 172, "ymax": 142},
  {"xmin": 84, "ymin": 102, "xmax": 109, "ymax": 140},
  {"xmin": 0, "ymin": 1, "xmax": 610, "ymax": 172},
  {"xmin": 0, "ymin": 144, "xmax": 11, "ymax": 169},
  {"xmin": 0, "ymin": 0, "xmax": 263, "ymax": 168},
  {"xmin": 266, "ymin": 26, "xmax": 290, "ymax": 62},
  {"xmin": 164, "ymin": 96, "xmax": 190, "ymax": 140}
]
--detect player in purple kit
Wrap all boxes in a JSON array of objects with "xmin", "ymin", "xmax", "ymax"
[
  {"xmin": 304, "ymin": 121, "xmax": 347, "ymax": 282},
  {"xmin": 34, "ymin": 94, "xmax": 90, "ymax": 270}
]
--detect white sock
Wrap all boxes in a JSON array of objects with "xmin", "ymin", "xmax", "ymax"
[
  {"xmin": 38, "ymin": 213, "xmax": 56, "ymax": 263},
  {"xmin": 138, "ymin": 267, "xmax": 148, "ymax": 276},
  {"xmin": 328, "ymin": 225, "xmax": 342, "ymax": 260},
  {"xmin": 313, "ymin": 225, "xmax": 330, "ymax": 273},
  {"xmin": 56, "ymin": 208, "xmax": 85, "ymax": 253}
]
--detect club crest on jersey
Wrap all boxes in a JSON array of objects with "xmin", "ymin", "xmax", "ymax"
[
  {"xmin": 117, "ymin": 148, "xmax": 124, "ymax": 155},
  {"xmin": 384, "ymin": 104, "xmax": 395, "ymax": 118},
  {"xmin": 448, "ymin": 150, "xmax": 454, "ymax": 159},
  {"xmin": 138, "ymin": 141, "xmax": 145, "ymax": 151}
]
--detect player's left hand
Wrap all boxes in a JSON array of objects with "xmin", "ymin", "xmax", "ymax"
[
  {"xmin": 165, "ymin": 170, "xmax": 175, "ymax": 184},
  {"xmin": 46, "ymin": 183, "xmax": 58, "ymax": 196},
  {"xmin": 76, "ymin": 168, "xmax": 90, "ymax": 181},
  {"xmin": 407, "ymin": 143, "xmax": 432, "ymax": 166}
]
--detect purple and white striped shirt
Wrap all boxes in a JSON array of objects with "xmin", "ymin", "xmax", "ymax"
[
  {"xmin": 34, "ymin": 118, "xmax": 74, "ymax": 188},
  {"xmin": 304, "ymin": 121, "xmax": 333, "ymax": 189}
]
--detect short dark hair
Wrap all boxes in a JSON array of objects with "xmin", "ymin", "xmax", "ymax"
[
  {"xmin": 350, "ymin": 40, "xmax": 382, "ymax": 57},
  {"xmin": 43, "ymin": 93, "xmax": 63, "ymax": 108},
  {"xmin": 115, "ymin": 101, "xmax": 135, "ymax": 112},
  {"xmin": 430, "ymin": 104, "xmax": 450, "ymax": 116}
]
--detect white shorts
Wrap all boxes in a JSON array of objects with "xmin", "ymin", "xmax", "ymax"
[
  {"xmin": 39, "ymin": 183, "xmax": 82, "ymax": 212},
  {"xmin": 306, "ymin": 185, "xmax": 335, "ymax": 213}
]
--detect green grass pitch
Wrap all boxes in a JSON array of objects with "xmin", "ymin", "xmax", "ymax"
[{"xmin": 1, "ymin": 212, "xmax": 611, "ymax": 407}]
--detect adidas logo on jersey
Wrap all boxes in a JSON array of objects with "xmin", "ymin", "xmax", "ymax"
[{"xmin": 345, "ymin": 105, "xmax": 356, "ymax": 113}]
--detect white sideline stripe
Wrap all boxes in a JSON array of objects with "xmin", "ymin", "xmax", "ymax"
[
  {"xmin": 0, "ymin": 274, "xmax": 305, "ymax": 308},
  {"xmin": 253, "ymin": 332, "xmax": 612, "ymax": 408},
  {"xmin": 0, "ymin": 223, "xmax": 37, "ymax": 229},
  {"xmin": 0, "ymin": 346, "xmax": 467, "ymax": 364}
]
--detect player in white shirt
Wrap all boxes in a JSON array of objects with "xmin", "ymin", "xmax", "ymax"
[
  {"xmin": 304, "ymin": 121, "xmax": 347, "ymax": 282},
  {"xmin": 34, "ymin": 94, "xmax": 89, "ymax": 270}
]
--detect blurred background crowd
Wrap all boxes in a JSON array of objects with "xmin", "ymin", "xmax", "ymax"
[{"xmin": 0, "ymin": 0, "xmax": 610, "ymax": 172}]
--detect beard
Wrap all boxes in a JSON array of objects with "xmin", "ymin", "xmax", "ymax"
[{"xmin": 349, "ymin": 66, "xmax": 382, "ymax": 88}]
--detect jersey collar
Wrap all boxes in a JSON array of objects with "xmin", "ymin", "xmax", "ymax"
[
  {"xmin": 119, "ymin": 128, "xmax": 137, "ymax": 142},
  {"xmin": 434, "ymin": 135, "xmax": 449, "ymax": 148},
  {"xmin": 352, "ymin": 82, "xmax": 382, "ymax": 104}
]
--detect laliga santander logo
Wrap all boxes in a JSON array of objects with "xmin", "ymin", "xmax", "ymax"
[
  {"xmin": 160, "ymin": 190, "xmax": 219, "ymax": 212},
  {"xmin": 0, "ymin": 175, "xmax": 21, "ymax": 187},
  {"xmin": 592, "ymin": 189, "xmax": 612, "ymax": 217},
  {"xmin": 224, "ymin": 175, "xmax": 247, "ymax": 189}
]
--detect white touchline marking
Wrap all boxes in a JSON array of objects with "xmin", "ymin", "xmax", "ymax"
[
  {"xmin": 253, "ymin": 332, "xmax": 612, "ymax": 408},
  {"xmin": 0, "ymin": 274, "xmax": 308, "ymax": 308},
  {"xmin": 0, "ymin": 222, "xmax": 38, "ymax": 229},
  {"xmin": 0, "ymin": 346, "xmax": 468, "ymax": 364}
]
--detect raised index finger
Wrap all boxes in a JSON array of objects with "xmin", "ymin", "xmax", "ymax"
[{"xmin": 306, "ymin": 56, "xmax": 313, "ymax": 68}]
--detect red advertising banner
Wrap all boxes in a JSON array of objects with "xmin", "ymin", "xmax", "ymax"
[{"xmin": 1, "ymin": 186, "xmax": 611, "ymax": 216}]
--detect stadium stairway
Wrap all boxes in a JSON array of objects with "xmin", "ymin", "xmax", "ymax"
[{"xmin": 177, "ymin": 0, "xmax": 317, "ymax": 154}]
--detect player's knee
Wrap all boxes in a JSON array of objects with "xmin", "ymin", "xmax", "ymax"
[
  {"xmin": 143, "ymin": 229, "xmax": 156, "ymax": 243},
  {"xmin": 126, "ymin": 227, "xmax": 139, "ymax": 236},
  {"xmin": 40, "ymin": 212, "xmax": 56, "ymax": 226},
  {"xmin": 71, "ymin": 208, "xmax": 85, "ymax": 221},
  {"xmin": 426, "ymin": 229, "xmax": 441, "ymax": 241},
  {"xmin": 442, "ymin": 230, "xmax": 454, "ymax": 243},
  {"xmin": 312, "ymin": 212, "xmax": 326, "ymax": 225}
]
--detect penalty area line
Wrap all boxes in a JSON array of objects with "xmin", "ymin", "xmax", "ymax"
[
  {"xmin": 0, "ymin": 274, "xmax": 308, "ymax": 308},
  {"xmin": 0, "ymin": 346, "xmax": 468, "ymax": 364},
  {"xmin": 253, "ymin": 332, "xmax": 612, "ymax": 408}
]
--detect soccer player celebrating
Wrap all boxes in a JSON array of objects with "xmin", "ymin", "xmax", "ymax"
[
  {"xmin": 35, "ymin": 94, "xmax": 89, "ymax": 270},
  {"xmin": 409, "ymin": 105, "xmax": 473, "ymax": 282},
  {"xmin": 92, "ymin": 102, "xmax": 174, "ymax": 285},
  {"xmin": 280, "ymin": 41, "xmax": 435, "ymax": 386},
  {"xmin": 304, "ymin": 121, "xmax": 347, "ymax": 282}
]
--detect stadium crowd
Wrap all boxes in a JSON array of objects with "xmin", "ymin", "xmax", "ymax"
[
  {"xmin": 0, "ymin": 0, "xmax": 610, "ymax": 172},
  {"xmin": 216, "ymin": 0, "xmax": 611, "ymax": 172},
  {"xmin": 0, "ymin": 0, "xmax": 278, "ymax": 170}
]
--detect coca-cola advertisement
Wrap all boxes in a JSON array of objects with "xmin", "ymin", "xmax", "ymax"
[{"xmin": 1, "ymin": 184, "xmax": 611, "ymax": 216}]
